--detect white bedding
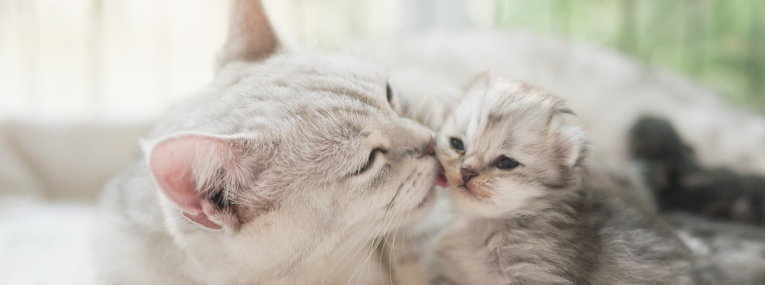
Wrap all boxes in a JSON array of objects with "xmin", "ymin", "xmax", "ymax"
[{"xmin": 0, "ymin": 198, "xmax": 97, "ymax": 285}]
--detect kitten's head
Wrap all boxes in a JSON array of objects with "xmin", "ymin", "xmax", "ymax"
[
  {"xmin": 137, "ymin": 0, "xmax": 443, "ymax": 282},
  {"xmin": 436, "ymin": 73, "xmax": 588, "ymax": 217}
]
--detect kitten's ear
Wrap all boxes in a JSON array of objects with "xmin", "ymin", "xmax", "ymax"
[
  {"xmin": 216, "ymin": 0, "xmax": 281, "ymax": 69},
  {"xmin": 554, "ymin": 125, "xmax": 588, "ymax": 168},
  {"xmin": 142, "ymin": 133, "xmax": 268, "ymax": 229}
]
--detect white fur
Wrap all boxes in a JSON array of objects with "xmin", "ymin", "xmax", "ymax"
[{"xmin": 95, "ymin": 1, "xmax": 441, "ymax": 284}]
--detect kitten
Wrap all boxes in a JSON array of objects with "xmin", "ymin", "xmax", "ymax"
[
  {"xmin": 94, "ymin": 1, "xmax": 446, "ymax": 284},
  {"xmin": 428, "ymin": 73, "xmax": 697, "ymax": 285}
]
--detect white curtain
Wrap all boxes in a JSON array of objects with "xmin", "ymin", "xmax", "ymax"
[{"xmin": 0, "ymin": 0, "xmax": 492, "ymax": 122}]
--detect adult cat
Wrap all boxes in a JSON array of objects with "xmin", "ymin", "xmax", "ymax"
[{"xmin": 94, "ymin": 1, "xmax": 444, "ymax": 284}]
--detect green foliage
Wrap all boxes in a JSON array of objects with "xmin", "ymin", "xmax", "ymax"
[{"xmin": 492, "ymin": 0, "xmax": 765, "ymax": 111}]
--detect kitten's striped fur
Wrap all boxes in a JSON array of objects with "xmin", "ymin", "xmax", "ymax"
[{"xmin": 428, "ymin": 74, "xmax": 697, "ymax": 284}]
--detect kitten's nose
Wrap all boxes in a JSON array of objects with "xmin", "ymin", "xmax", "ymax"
[
  {"xmin": 424, "ymin": 137, "xmax": 435, "ymax": 156},
  {"xmin": 460, "ymin": 167, "xmax": 478, "ymax": 183}
]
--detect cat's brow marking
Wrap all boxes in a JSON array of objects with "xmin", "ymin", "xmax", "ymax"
[{"xmin": 305, "ymin": 83, "xmax": 384, "ymax": 112}]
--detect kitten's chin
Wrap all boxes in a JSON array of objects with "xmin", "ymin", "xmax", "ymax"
[
  {"xmin": 451, "ymin": 183, "xmax": 545, "ymax": 218},
  {"xmin": 449, "ymin": 186, "xmax": 508, "ymax": 218}
]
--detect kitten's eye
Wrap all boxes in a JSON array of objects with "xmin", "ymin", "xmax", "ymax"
[
  {"xmin": 497, "ymin": 156, "xmax": 520, "ymax": 170},
  {"xmin": 386, "ymin": 83, "xmax": 393, "ymax": 103},
  {"xmin": 352, "ymin": 148, "xmax": 384, "ymax": 176},
  {"xmin": 451, "ymin": 138, "xmax": 464, "ymax": 152}
]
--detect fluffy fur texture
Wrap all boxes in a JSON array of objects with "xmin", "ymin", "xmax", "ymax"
[
  {"xmin": 95, "ymin": 1, "xmax": 441, "ymax": 284},
  {"xmin": 428, "ymin": 74, "xmax": 697, "ymax": 285},
  {"xmin": 667, "ymin": 213, "xmax": 765, "ymax": 285}
]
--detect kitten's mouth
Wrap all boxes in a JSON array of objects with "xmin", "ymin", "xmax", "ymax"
[{"xmin": 457, "ymin": 185, "xmax": 479, "ymax": 199}]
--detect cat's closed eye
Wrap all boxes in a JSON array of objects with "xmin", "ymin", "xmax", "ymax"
[
  {"xmin": 496, "ymin": 156, "xmax": 521, "ymax": 170},
  {"xmin": 351, "ymin": 148, "xmax": 386, "ymax": 176}
]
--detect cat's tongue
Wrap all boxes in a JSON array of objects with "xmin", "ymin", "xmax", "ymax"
[{"xmin": 436, "ymin": 164, "xmax": 449, "ymax": 188}]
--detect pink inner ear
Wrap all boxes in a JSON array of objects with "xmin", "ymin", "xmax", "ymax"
[{"xmin": 149, "ymin": 136, "xmax": 226, "ymax": 229}]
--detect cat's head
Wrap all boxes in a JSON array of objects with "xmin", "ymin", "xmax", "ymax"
[
  {"xmin": 138, "ymin": 0, "xmax": 444, "ymax": 282},
  {"xmin": 436, "ymin": 73, "xmax": 588, "ymax": 217}
]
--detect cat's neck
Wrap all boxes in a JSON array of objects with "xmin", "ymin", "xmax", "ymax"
[{"xmin": 310, "ymin": 236, "xmax": 391, "ymax": 285}]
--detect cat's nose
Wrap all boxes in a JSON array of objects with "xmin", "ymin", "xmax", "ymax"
[
  {"xmin": 425, "ymin": 137, "xmax": 435, "ymax": 156},
  {"xmin": 460, "ymin": 167, "xmax": 478, "ymax": 183}
]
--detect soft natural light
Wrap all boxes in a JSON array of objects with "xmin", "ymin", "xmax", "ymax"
[
  {"xmin": 0, "ymin": 0, "xmax": 498, "ymax": 122},
  {"xmin": 2, "ymin": 0, "xmax": 762, "ymax": 121}
]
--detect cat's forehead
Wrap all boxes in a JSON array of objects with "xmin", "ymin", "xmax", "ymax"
[
  {"xmin": 456, "ymin": 80, "xmax": 557, "ymax": 129},
  {"xmin": 446, "ymin": 79, "xmax": 560, "ymax": 158},
  {"xmin": 186, "ymin": 53, "xmax": 394, "ymax": 142}
]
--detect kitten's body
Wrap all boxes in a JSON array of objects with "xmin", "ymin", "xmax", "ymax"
[
  {"xmin": 432, "ymin": 185, "xmax": 694, "ymax": 285},
  {"xmin": 429, "ymin": 75, "xmax": 696, "ymax": 285},
  {"xmin": 667, "ymin": 213, "xmax": 765, "ymax": 284}
]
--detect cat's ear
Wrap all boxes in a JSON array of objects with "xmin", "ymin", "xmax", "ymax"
[
  {"xmin": 216, "ymin": 0, "xmax": 281, "ymax": 69},
  {"xmin": 142, "ymin": 133, "xmax": 268, "ymax": 229},
  {"xmin": 554, "ymin": 125, "xmax": 588, "ymax": 168}
]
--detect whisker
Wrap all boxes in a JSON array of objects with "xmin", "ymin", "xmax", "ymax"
[
  {"xmin": 322, "ymin": 220, "xmax": 383, "ymax": 285},
  {"xmin": 389, "ymin": 211, "xmax": 407, "ymax": 282},
  {"xmin": 346, "ymin": 199, "xmax": 402, "ymax": 285}
]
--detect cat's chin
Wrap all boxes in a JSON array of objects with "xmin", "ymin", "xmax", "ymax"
[
  {"xmin": 406, "ymin": 186, "xmax": 438, "ymax": 222},
  {"xmin": 416, "ymin": 186, "xmax": 438, "ymax": 209}
]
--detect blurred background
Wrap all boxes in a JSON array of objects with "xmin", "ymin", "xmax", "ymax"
[
  {"xmin": 0, "ymin": 1, "xmax": 763, "ymax": 284},
  {"xmin": 1, "ymin": 0, "xmax": 763, "ymax": 122}
]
